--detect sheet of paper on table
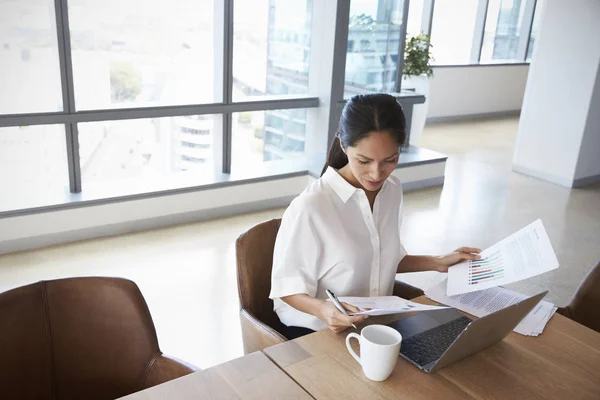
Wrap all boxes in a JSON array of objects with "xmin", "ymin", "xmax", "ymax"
[
  {"xmin": 336, "ymin": 296, "xmax": 450, "ymax": 316},
  {"xmin": 425, "ymin": 279, "xmax": 557, "ymax": 336},
  {"xmin": 446, "ymin": 219, "xmax": 559, "ymax": 296}
]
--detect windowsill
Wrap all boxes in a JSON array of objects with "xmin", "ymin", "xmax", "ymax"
[
  {"xmin": 0, "ymin": 158, "xmax": 309, "ymax": 218},
  {"xmin": 1, "ymin": 146, "xmax": 447, "ymax": 219},
  {"xmin": 343, "ymin": 90, "xmax": 426, "ymax": 103},
  {"xmin": 432, "ymin": 61, "xmax": 530, "ymax": 68}
]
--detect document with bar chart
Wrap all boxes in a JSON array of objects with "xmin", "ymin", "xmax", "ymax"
[{"xmin": 446, "ymin": 219, "xmax": 559, "ymax": 296}]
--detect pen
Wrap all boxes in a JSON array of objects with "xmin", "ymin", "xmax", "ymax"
[{"xmin": 326, "ymin": 289, "xmax": 358, "ymax": 329}]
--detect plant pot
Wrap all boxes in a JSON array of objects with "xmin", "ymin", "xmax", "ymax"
[{"xmin": 402, "ymin": 74, "xmax": 430, "ymax": 146}]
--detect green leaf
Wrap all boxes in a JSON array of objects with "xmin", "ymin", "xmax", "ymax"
[{"xmin": 403, "ymin": 34, "xmax": 433, "ymax": 77}]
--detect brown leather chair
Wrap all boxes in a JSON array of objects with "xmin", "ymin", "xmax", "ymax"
[
  {"xmin": 558, "ymin": 261, "xmax": 600, "ymax": 333},
  {"xmin": 0, "ymin": 277, "xmax": 199, "ymax": 400},
  {"xmin": 236, "ymin": 218, "xmax": 425, "ymax": 354}
]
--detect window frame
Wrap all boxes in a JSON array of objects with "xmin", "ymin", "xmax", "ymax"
[
  {"xmin": 0, "ymin": 0, "xmax": 541, "ymax": 216},
  {"xmin": 0, "ymin": 0, "xmax": 319, "ymax": 197},
  {"xmin": 413, "ymin": 0, "xmax": 539, "ymax": 68}
]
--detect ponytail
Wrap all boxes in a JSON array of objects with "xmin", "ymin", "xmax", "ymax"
[{"xmin": 320, "ymin": 135, "xmax": 348, "ymax": 176}]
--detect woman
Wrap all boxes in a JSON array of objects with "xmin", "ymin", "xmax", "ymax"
[{"xmin": 269, "ymin": 94, "xmax": 481, "ymax": 340}]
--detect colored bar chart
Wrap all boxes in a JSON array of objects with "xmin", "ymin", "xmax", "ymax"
[
  {"xmin": 447, "ymin": 220, "xmax": 559, "ymax": 296},
  {"xmin": 468, "ymin": 251, "xmax": 505, "ymax": 286}
]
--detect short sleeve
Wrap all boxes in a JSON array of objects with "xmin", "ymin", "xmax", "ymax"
[{"xmin": 269, "ymin": 204, "xmax": 320, "ymax": 300}]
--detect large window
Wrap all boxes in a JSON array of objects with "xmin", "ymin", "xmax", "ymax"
[
  {"xmin": 0, "ymin": 0, "xmax": 321, "ymax": 213},
  {"xmin": 0, "ymin": 0, "xmax": 63, "ymax": 114},
  {"xmin": 429, "ymin": 0, "xmax": 479, "ymax": 65},
  {"xmin": 68, "ymin": 0, "xmax": 217, "ymax": 110},
  {"xmin": 480, "ymin": 0, "xmax": 527, "ymax": 63},
  {"xmin": 0, "ymin": 0, "xmax": 544, "ymax": 214},
  {"xmin": 233, "ymin": 0, "xmax": 312, "ymax": 100},
  {"xmin": 345, "ymin": 0, "xmax": 405, "ymax": 96}
]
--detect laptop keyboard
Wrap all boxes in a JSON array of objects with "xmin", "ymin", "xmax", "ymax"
[{"xmin": 400, "ymin": 316, "xmax": 472, "ymax": 367}]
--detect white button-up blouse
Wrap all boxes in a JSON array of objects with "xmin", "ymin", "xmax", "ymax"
[{"xmin": 269, "ymin": 167, "xmax": 407, "ymax": 331}]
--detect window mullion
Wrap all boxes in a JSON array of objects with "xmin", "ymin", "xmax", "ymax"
[
  {"xmin": 421, "ymin": 0, "xmax": 435, "ymax": 37},
  {"xmin": 470, "ymin": 0, "xmax": 490, "ymax": 64},
  {"xmin": 54, "ymin": 0, "xmax": 81, "ymax": 192},
  {"xmin": 516, "ymin": 0, "xmax": 538, "ymax": 61},
  {"xmin": 214, "ymin": 0, "xmax": 234, "ymax": 174},
  {"xmin": 395, "ymin": 0, "xmax": 411, "ymax": 92}
]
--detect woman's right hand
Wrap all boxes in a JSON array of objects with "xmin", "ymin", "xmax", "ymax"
[{"xmin": 317, "ymin": 301, "xmax": 368, "ymax": 334}]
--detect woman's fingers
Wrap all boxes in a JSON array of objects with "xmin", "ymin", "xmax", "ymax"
[
  {"xmin": 456, "ymin": 247, "xmax": 482, "ymax": 254},
  {"xmin": 341, "ymin": 302, "xmax": 361, "ymax": 313},
  {"xmin": 462, "ymin": 252, "xmax": 482, "ymax": 260},
  {"xmin": 349, "ymin": 315, "xmax": 367, "ymax": 324}
]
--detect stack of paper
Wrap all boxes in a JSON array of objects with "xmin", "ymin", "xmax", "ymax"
[
  {"xmin": 425, "ymin": 279, "xmax": 557, "ymax": 337},
  {"xmin": 335, "ymin": 296, "xmax": 449, "ymax": 316},
  {"xmin": 515, "ymin": 302, "xmax": 557, "ymax": 336}
]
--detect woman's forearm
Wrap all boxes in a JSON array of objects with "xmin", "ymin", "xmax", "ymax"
[
  {"xmin": 397, "ymin": 255, "xmax": 445, "ymax": 273},
  {"xmin": 281, "ymin": 293, "xmax": 326, "ymax": 317}
]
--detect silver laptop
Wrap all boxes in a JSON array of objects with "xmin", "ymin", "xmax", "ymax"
[{"xmin": 388, "ymin": 291, "xmax": 547, "ymax": 373}]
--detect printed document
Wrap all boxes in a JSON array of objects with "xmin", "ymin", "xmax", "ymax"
[
  {"xmin": 446, "ymin": 219, "xmax": 559, "ymax": 296},
  {"xmin": 426, "ymin": 279, "xmax": 557, "ymax": 336},
  {"xmin": 336, "ymin": 296, "xmax": 449, "ymax": 316}
]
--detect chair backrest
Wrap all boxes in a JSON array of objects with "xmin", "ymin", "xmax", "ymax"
[
  {"xmin": 559, "ymin": 261, "xmax": 600, "ymax": 333},
  {"xmin": 236, "ymin": 218, "xmax": 285, "ymax": 334},
  {"xmin": 0, "ymin": 277, "xmax": 162, "ymax": 400}
]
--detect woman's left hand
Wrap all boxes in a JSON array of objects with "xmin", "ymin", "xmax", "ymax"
[{"xmin": 437, "ymin": 247, "xmax": 482, "ymax": 272}]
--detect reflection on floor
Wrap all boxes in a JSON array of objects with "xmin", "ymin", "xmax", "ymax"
[{"xmin": 0, "ymin": 117, "xmax": 599, "ymax": 369}]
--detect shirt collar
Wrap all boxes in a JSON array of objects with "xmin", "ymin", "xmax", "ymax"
[{"xmin": 323, "ymin": 166, "xmax": 396, "ymax": 203}]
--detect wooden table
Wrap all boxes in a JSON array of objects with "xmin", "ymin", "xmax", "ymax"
[
  {"xmin": 264, "ymin": 296, "xmax": 600, "ymax": 400},
  {"xmin": 118, "ymin": 352, "xmax": 312, "ymax": 400}
]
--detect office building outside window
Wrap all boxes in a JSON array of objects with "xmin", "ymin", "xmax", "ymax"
[
  {"xmin": 232, "ymin": 0, "xmax": 312, "ymax": 170},
  {"xmin": 344, "ymin": 0, "xmax": 404, "ymax": 97},
  {"xmin": 78, "ymin": 115, "xmax": 217, "ymax": 192},
  {"xmin": 231, "ymin": 108, "xmax": 308, "ymax": 172}
]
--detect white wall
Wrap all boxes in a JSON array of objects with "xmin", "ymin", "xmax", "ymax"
[
  {"xmin": 426, "ymin": 65, "xmax": 529, "ymax": 121},
  {"xmin": 575, "ymin": 64, "xmax": 600, "ymax": 182},
  {"xmin": 513, "ymin": 0, "xmax": 600, "ymax": 188},
  {"xmin": 0, "ymin": 162, "xmax": 446, "ymax": 254}
]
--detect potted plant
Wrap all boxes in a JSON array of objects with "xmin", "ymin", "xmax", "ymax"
[{"xmin": 402, "ymin": 34, "xmax": 433, "ymax": 145}]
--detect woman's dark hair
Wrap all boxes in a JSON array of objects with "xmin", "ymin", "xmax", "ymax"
[{"xmin": 321, "ymin": 93, "xmax": 406, "ymax": 176}]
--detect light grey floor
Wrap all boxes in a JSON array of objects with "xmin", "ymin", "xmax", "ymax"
[
  {"xmin": 405, "ymin": 118, "xmax": 600, "ymax": 302},
  {"xmin": 0, "ymin": 117, "xmax": 598, "ymax": 369}
]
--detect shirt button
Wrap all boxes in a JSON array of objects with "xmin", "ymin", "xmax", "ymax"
[{"xmin": 372, "ymin": 288, "xmax": 378, "ymax": 294}]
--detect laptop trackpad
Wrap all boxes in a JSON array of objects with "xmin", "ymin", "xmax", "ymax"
[{"xmin": 388, "ymin": 309, "xmax": 465, "ymax": 339}]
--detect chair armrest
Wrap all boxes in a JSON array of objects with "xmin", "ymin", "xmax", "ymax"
[
  {"xmin": 141, "ymin": 353, "xmax": 200, "ymax": 390},
  {"xmin": 240, "ymin": 309, "xmax": 287, "ymax": 354},
  {"xmin": 393, "ymin": 279, "xmax": 424, "ymax": 299},
  {"xmin": 559, "ymin": 261, "xmax": 600, "ymax": 333}
]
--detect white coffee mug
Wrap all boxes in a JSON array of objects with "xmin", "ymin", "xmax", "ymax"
[{"xmin": 345, "ymin": 324, "xmax": 402, "ymax": 381}]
